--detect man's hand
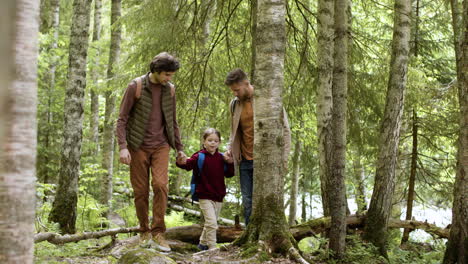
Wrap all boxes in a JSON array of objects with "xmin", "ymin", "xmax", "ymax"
[
  {"xmin": 120, "ymin": 149, "xmax": 131, "ymax": 165},
  {"xmin": 176, "ymin": 151, "xmax": 187, "ymax": 165}
]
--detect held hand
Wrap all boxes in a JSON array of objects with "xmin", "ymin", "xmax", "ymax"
[
  {"xmin": 176, "ymin": 151, "xmax": 187, "ymax": 165},
  {"xmin": 223, "ymin": 153, "xmax": 234, "ymax": 164},
  {"xmin": 119, "ymin": 149, "xmax": 131, "ymax": 165}
]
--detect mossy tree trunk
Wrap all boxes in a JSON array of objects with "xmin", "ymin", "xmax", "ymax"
[
  {"xmin": 49, "ymin": 0, "xmax": 92, "ymax": 234},
  {"xmin": 101, "ymin": 0, "xmax": 122, "ymax": 207},
  {"xmin": 0, "ymin": 0, "xmax": 39, "ymax": 262},
  {"xmin": 444, "ymin": 1, "xmax": 468, "ymax": 263},
  {"xmin": 235, "ymin": 0, "xmax": 294, "ymax": 254},
  {"xmin": 363, "ymin": 0, "xmax": 411, "ymax": 257}
]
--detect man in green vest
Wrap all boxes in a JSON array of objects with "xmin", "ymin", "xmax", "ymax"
[{"xmin": 116, "ymin": 52, "xmax": 187, "ymax": 252}]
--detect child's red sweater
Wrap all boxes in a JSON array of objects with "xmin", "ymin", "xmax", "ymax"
[{"xmin": 176, "ymin": 149, "xmax": 234, "ymax": 202}]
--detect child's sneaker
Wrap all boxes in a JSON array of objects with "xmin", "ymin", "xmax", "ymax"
[{"xmin": 197, "ymin": 244, "xmax": 209, "ymax": 251}]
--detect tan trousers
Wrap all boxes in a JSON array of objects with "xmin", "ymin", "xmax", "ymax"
[
  {"xmin": 129, "ymin": 145, "xmax": 170, "ymax": 235},
  {"xmin": 199, "ymin": 199, "xmax": 223, "ymax": 249}
]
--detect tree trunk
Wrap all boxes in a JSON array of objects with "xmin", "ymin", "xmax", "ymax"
[
  {"xmin": 316, "ymin": 0, "xmax": 335, "ymax": 218},
  {"xmin": 39, "ymin": 0, "xmax": 60, "ymax": 185},
  {"xmin": 289, "ymin": 137, "xmax": 302, "ymax": 226},
  {"xmin": 352, "ymin": 148, "xmax": 367, "ymax": 213},
  {"xmin": 89, "ymin": 0, "xmax": 102, "ymax": 156},
  {"xmin": 101, "ymin": 0, "xmax": 122, "ymax": 207},
  {"xmin": 363, "ymin": 0, "xmax": 411, "ymax": 257},
  {"xmin": 444, "ymin": 1, "xmax": 468, "ymax": 263},
  {"xmin": 49, "ymin": 0, "xmax": 92, "ymax": 234},
  {"xmin": 401, "ymin": 109, "xmax": 418, "ymax": 243},
  {"xmin": 328, "ymin": 0, "xmax": 348, "ymax": 256},
  {"xmin": 235, "ymin": 0, "xmax": 293, "ymax": 255},
  {"xmin": 0, "ymin": 1, "xmax": 39, "ymax": 263}
]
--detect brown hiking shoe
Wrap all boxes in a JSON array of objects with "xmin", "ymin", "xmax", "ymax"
[
  {"xmin": 152, "ymin": 233, "xmax": 171, "ymax": 252},
  {"xmin": 139, "ymin": 232, "xmax": 151, "ymax": 243}
]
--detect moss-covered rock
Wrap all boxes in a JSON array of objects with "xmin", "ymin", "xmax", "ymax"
[{"xmin": 117, "ymin": 248, "xmax": 176, "ymax": 264}]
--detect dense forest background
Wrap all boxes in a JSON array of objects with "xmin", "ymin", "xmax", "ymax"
[{"xmin": 1, "ymin": 0, "xmax": 467, "ymax": 263}]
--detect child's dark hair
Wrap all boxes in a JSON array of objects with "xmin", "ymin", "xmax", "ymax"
[
  {"xmin": 203, "ymin": 128, "xmax": 221, "ymax": 141},
  {"xmin": 224, "ymin": 68, "xmax": 248, "ymax": 85},
  {"xmin": 150, "ymin": 52, "xmax": 180, "ymax": 73}
]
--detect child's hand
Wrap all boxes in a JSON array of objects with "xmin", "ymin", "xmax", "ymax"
[
  {"xmin": 176, "ymin": 151, "xmax": 187, "ymax": 165},
  {"xmin": 223, "ymin": 153, "xmax": 234, "ymax": 164}
]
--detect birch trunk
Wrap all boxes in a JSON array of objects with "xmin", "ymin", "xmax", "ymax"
[
  {"xmin": 363, "ymin": 0, "xmax": 412, "ymax": 256},
  {"xmin": 89, "ymin": 0, "xmax": 102, "ymax": 156},
  {"xmin": 289, "ymin": 137, "xmax": 301, "ymax": 226},
  {"xmin": 49, "ymin": 0, "xmax": 92, "ymax": 234},
  {"xmin": 0, "ymin": 1, "xmax": 39, "ymax": 262},
  {"xmin": 444, "ymin": 1, "xmax": 468, "ymax": 262},
  {"xmin": 101, "ymin": 0, "xmax": 122, "ymax": 207},
  {"xmin": 316, "ymin": 0, "xmax": 335, "ymax": 218},
  {"xmin": 235, "ymin": 0, "xmax": 293, "ymax": 254}
]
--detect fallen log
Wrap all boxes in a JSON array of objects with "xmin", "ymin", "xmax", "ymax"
[
  {"xmin": 34, "ymin": 226, "xmax": 140, "ymax": 244},
  {"xmin": 35, "ymin": 214, "xmax": 449, "ymax": 245}
]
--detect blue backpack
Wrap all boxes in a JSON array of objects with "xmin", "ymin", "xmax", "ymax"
[{"xmin": 190, "ymin": 152, "xmax": 227, "ymax": 203}]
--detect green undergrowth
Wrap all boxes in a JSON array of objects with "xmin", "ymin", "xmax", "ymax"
[{"xmin": 298, "ymin": 233, "xmax": 446, "ymax": 264}]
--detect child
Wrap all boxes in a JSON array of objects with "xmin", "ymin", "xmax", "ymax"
[{"xmin": 176, "ymin": 128, "xmax": 234, "ymax": 250}]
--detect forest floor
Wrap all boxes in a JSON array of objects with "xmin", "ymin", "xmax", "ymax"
[{"xmin": 35, "ymin": 235, "xmax": 301, "ymax": 264}]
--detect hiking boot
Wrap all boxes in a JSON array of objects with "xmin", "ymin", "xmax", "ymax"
[
  {"xmin": 197, "ymin": 244, "xmax": 209, "ymax": 251},
  {"xmin": 139, "ymin": 232, "xmax": 152, "ymax": 243},
  {"xmin": 152, "ymin": 233, "xmax": 171, "ymax": 252}
]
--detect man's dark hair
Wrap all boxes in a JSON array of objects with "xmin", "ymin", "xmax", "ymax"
[
  {"xmin": 224, "ymin": 68, "xmax": 248, "ymax": 85},
  {"xmin": 150, "ymin": 52, "xmax": 180, "ymax": 73}
]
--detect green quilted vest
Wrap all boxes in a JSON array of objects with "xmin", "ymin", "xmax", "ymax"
[{"xmin": 126, "ymin": 73, "xmax": 176, "ymax": 150}]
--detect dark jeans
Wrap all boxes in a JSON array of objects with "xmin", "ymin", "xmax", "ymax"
[{"xmin": 239, "ymin": 159, "xmax": 253, "ymax": 225}]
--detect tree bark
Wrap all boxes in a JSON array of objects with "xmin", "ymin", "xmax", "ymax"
[
  {"xmin": 352, "ymin": 148, "xmax": 367, "ymax": 213},
  {"xmin": 235, "ymin": 0, "xmax": 293, "ymax": 255},
  {"xmin": 444, "ymin": 1, "xmax": 468, "ymax": 263},
  {"xmin": 328, "ymin": 0, "xmax": 348, "ymax": 256},
  {"xmin": 363, "ymin": 0, "xmax": 412, "ymax": 257},
  {"xmin": 101, "ymin": 0, "xmax": 122, "ymax": 207},
  {"xmin": 0, "ymin": 1, "xmax": 39, "ymax": 263},
  {"xmin": 49, "ymin": 0, "xmax": 92, "ymax": 234},
  {"xmin": 89, "ymin": 0, "xmax": 102, "ymax": 156},
  {"xmin": 316, "ymin": 0, "xmax": 335, "ymax": 218},
  {"xmin": 289, "ymin": 137, "xmax": 301, "ymax": 226},
  {"xmin": 401, "ymin": 109, "xmax": 418, "ymax": 243}
]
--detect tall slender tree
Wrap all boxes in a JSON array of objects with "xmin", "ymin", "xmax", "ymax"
[
  {"xmin": 401, "ymin": 109, "xmax": 418, "ymax": 243},
  {"xmin": 444, "ymin": 0, "xmax": 468, "ymax": 262},
  {"xmin": 289, "ymin": 135, "xmax": 302, "ymax": 226},
  {"xmin": 38, "ymin": 0, "xmax": 60, "ymax": 184},
  {"xmin": 49, "ymin": 0, "xmax": 93, "ymax": 234},
  {"xmin": 89, "ymin": 0, "xmax": 102, "ymax": 156},
  {"xmin": 363, "ymin": 0, "xmax": 412, "ymax": 256},
  {"xmin": 0, "ymin": 0, "xmax": 39, "ymax": 263},
  {"xmin": 316, "ymin": 0, "xmax": 335, "ymax": 218},
  {"xmin": 328, "ymin": 0, "xmax": 348, "ymax": 256},
  {"xmin": 101, "ymin": 0, "xmax": 122, "ymax": 207}
]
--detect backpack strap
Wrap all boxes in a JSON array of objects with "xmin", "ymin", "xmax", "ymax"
[
  {"xmin": 229, "ymin": 97, "xmax": 239, "ymax": 114},
  {"xmin": 197, "ymin": 152, "xmax": 205, "ymax": 171},
  {"xmin": 135, "ymin": 77, "xmax": 142, "ymax": 99},
  {"xmin": 190, "ymin": 152, "xmax": 206, "ymax": 204}
]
